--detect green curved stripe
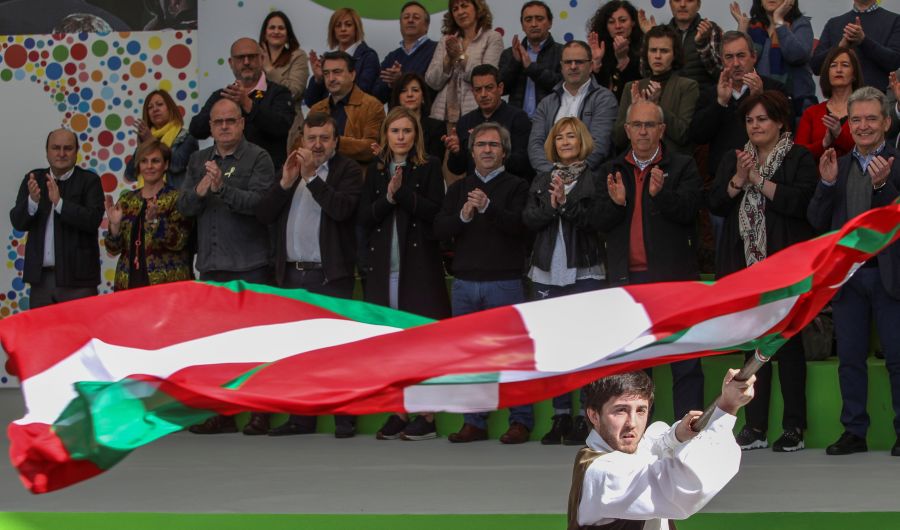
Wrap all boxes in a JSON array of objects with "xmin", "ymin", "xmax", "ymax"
[{"xmin": 310, "ymin": 0, "xmax": 446, "ymax": 20}]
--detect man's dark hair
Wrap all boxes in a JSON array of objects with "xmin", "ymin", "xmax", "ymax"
[
  {"xmin": 45, "ymin": 129, "xmax": 79, "ymax": 152},
  {"xmin": 471, "ymin": 64, "xmax": 501, "ymax": 85},
  {"xmin": 721, "ymin": 30, "xmax": 756, "ymax": 57},
  {"xmin": 303, "ymin": 111, "xmax": 338, "ymax": 134},
  {"xmin": 401, "ymin": 1, "xmax": 430, "ymax": 25},
  {"xmin": 321, "ymin": 50, "xmax": 356, "ymax": 73},
  {"xmin": 583, "ymin": 371, "xmax": 655, "ymax": 413},
  {"xmin": 562, "ymin": 40, "xmax": 592, "ymax": 62},
  {"xmin": 521, "ymin": 1, "xmax": 552, "ymax": 23},
  {"xmin": 640, "ymin": 24, "xmax": 684, "ymax": 76}
]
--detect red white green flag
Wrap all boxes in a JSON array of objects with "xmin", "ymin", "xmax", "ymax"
[{"xmin": 3, "ymin": 201, "xmax": 900, "ymax": 494}]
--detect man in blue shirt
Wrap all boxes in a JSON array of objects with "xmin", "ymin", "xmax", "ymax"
[{"xmin": 371, "ymin": 1, "xmax": 438, "ymax": 103}]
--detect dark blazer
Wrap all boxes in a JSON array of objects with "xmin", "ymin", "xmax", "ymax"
[
  {"xmin": 523, "ymin": 168, "xmax": 605, "ymax": 271},
  {"xmin": 189, "ymin": 80, "xmax": 295, "ymax": 169},
  {"xmin": 9, "ymin": 167, "xmax": 104, "ymax": 287},
  {"xmin": 690, "ymin": 77, "xmax": 788, "ymax": 177},
  {"xmin": 256, "ymin": 153, "xmax": 363, "ymax": 286},
  {"xmin": 807, "ymin": 143, "xmax": 900, "ymax": 299},
  {"xmin": 447, "ymin": 101, "xmax": 534, "ymax": 181},
  {"xmin": 498, "ymin": 34, "xmax": 563, "ymax": 113},
  {"xmin": 358, "ymin": 156, "xmax": 450, "ymax": 319},
  {"xmin": 594, "ymin": 148, "xmax": 702, "ymax": 285},
  {"xmin": 709, "ymin": 145, "xmax": 818, "ymax": 278},
  {"xmin": 422, "ymin": 115, "xmax": 447, "ymax": 161}
]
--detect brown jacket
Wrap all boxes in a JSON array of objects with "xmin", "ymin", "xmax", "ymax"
[{"xmin": 309, "ymin": 86, "xmax": 385, "ymax": 166}]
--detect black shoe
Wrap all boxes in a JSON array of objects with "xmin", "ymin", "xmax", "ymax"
[
  {"xmin": 826, "ymin": 432, "xmax": 867, "ymax": 455},
  {"xmin": 268, "ymin": 419, "xmax": 316, "ymax": 436},
  {"xmin": 188, "ymin": 414, "xmax": 237, "ymax": 434},
  {"xmin": 334, "ymin": 415, "xmax": 356, "ymax": 439},
  {"xmin": 401, "ymin": 415, "xmax": 438, "ymax": 441},
  {"xmin": 376, "ymin": 414, "xmax": 408, "ymax": 440},
  {"xmin": 772, "ymin": 428, "xmax": 804, "ymax": 452},
  {"xmin": 541, "ymin": 414, "xmax": 573, "ymax": 445},
  {"xmin": 563, "ymin": 415, "xmax": 590, "ymax": 446},
  {"xmin": 735, "ymin": 425, "xmax": 768, "ymax": 451},
  {"xmin": 891, "ymin": 438, "xmax": 900, "ymax": 457}
]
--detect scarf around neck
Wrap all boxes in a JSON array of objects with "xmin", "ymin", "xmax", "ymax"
[{"xmin": 738, "ymin": 132, "xmax": 793, "ymax": 267}]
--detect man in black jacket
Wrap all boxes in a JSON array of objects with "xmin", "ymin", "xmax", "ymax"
[
  {"xmin": 257, "ymin": 112, "xmax": 363, "ymax": 439},
  {"xmin": 190, "ymin": 37, "xmax": 294, "ymax": 169},
  {"xmin": 10, "ymin": 129, "xmax": 104, "ymax": 309},
  {"xmin": 596, "ymin": 100, "xmax": 704, "ymax": 421},
  {"xmin": 434, "ymin": 122, "xmax": 532, "ymax": 445},
  {"xmin": 445, "ymin": 64, "xmax": 533, "ymax": 181},
  {"xmin": 498, "ymin": 1, "xmax": 563, "ymax": 119}
]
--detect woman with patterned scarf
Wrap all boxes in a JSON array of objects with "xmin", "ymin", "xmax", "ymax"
[
  {"xmin": 709, "ymin": 90, "xmax": 817, "ymax": 453},
  {"xmin": 523, "ymin": 117, "xmax": 606, "ymax": 446},
  {"xmin": 124, "ymin": 89, "xmax": 198, "ymax": 189}
]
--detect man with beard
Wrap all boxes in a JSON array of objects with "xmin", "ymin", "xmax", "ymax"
[{"xmin": 568, "ymin": 369, "xmax": 755, "ymax": 530}]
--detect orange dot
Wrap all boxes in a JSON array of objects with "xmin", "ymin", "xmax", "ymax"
[
  {"xmin": 92, "ymin": 99, "xmax": 105, "ymax": 113},
  {"xmin": 130, "ymin": 62, "xmax": 146, "ymax": 78},
  {"xmin": 0, "ymin": 308, "xmax": 9, "ymax": 317},
  {"xmin": 70, "ymin": 114, "xmax": 88, "ymax": 132},
  {"xmin": 91, "ymin": 70, "xmax": 103, "ymax": 82},
  {"xmin": 82, "ymin": 142, "xmax": 92, "ymax": 153}
]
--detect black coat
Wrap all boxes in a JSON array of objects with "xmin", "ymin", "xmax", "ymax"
[
  {"xmin": 499, "ymin": 34, "xmax": 563, "ymax": 111},
  {"xmin": 9, "ymin": 167, "xmax": 104, "ymax": 287},
  {"xmin": 358, "ymin": 157, "xmax": 450, "ymax": 320},
  {"xmin": 422, "ymin": 115, "xmax": 447, "ymax": 162},
  {"xmin": 595, "ymin": 148, "xmax": 702, "ymax": 285},
  {"xmin": 447, "ymin": 101, "xmax": 534, "ymax": 181},
  {"xmin": 255, "ymin": 153, "xmax": 363, "ymax": 286},
  {"xmin": 190, "ymin": 81, "xmax": 295, "ymax": 169},
  {"xmin": 523, "ymin": 168, "xmax": 605, "ymax": 271},
  {"xmin": 709, "ymin": 145, "xmax": 818, "ymax": 278}
]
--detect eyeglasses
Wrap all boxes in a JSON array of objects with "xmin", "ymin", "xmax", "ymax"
[
  {"xmin": 211, "ymin": 117, "xmax": 240, "ymax": 128},
  {"xmin": 473, "ymin": 141, "xmax": 501, "ymax": 149},
  {"xmin": 626, "ymin": 121, "xmax": 661, "ymax": 130},
  {"xmin": 232, "ymin": 53, "xmax": 261, "ymax": 63},
  {"xmin": 562, "ymin": 59, "xmax": 590, "ymax": 66}
]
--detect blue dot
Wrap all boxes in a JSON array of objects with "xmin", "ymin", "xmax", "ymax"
[
  {"xmin": 108, "ymin": 56, "xmax": 121, "ymax": 70},
  {"xmin": 14, "ymin": 69, "xmax": 25, "ymax": 80},
  {"xmin": 124, "ymin": 100, "xmax": 133, "ymax": 108},
  {"xmin": 188, "ymin": 80, "xmax": 196, "ymax": 89},
  {"xmin": 112, "ymin": 97, "xmax": 121, "ymax": 105},
  {"xmin": 78, "ymin": 101, "xmax": 89, "ymax": 112},
  {"xmin": 7, "ymin": 251, "xmax": 15, "ymax": 260},
  {"xmin": 140, "ymin": 53, "xmax": 147, "ymax": 61},
  {"xmin": 12, "ymin": 277, "xmax": 24, "ymax": 290},
  {"xmin": 43, "ymin": 63, "xmax": 62, "ymax": 81},
  {"xmin": 1, "ymin": 377, "xmax": 7, "ymax": 384},
  {"xmin": 126, "ymin": 41, "xmax": 141, "ymax": 54},
  {"xmin": 67, "ymin": 93, "xmax": 79, "ymax": 105},
  {"xmin": 81, "ymin": 87, "xmax": 93, "ymax": 100},
  {"xmin": 192, "ymin": 104, "xmax": 199, "ymax": 113},
  {"xmin": 57, "ymin": 103, "xmax": 66, "ymax": 111},
  {"xmin": 6, "ymin": 291, "xmax": 16, "ymax": 300},
  {"xmin": 36, "ymin": 40, "xmax": 45, "ymax": 49},
  {"xmin": 89, "ymin": 116, "xmax": 102, "ymax": 127},
  {"xmin": 14, "ymin": 258, "xmax": 24, "ymax": 271},
  {"xmin": 569, "ymin": 0, "xmax": 577, "ymax": 6},
  {"xmin": 564, "ymin": 32, "xmax": 574, "ymax": 42},
  {"xmin": 109, "ymin": 158, "xmax": 123, "ymax": 171},
  {"xmin": 0, "ymin": 55, "xmax": 3, "ymax": 65},
  {"xmin": 186, "ymin": 38, "xmax": 193, "ymax": 45},
  {"xmin": 116, "ymin": 131, "xmax": 125, "ymax": 140},
  {"xmin": 89, "ymin": 159, "xmax": 98, "ymax": 167},
  {"xmin": 23, "ymin": 38, "xmax": 34, "ymax": 49},
  {"xmin": 109, "ymin": 73, "xmax": 120, "ymax": 83},
  {"xmin": 12, "ymin": 230, "xmax": 25, "ymax": 238},
  {"xmin": 651, "ymin": 0, "xmax": 665, "ymax": 7},
  {"xmin": 101, "ymin": 86, "xmax": 114, "ymax": 99},
  {"xmin": 176, "ymin": 90, "xmax": 186, "ymax": 101}
]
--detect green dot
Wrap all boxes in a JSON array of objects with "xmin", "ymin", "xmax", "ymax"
[
  {"xmin": 0, "ymin": 69, "xmax": 12, "ymax": 82},
  {"xmin": 217, "ymin": 58, "xmax": 224, "ymax": 65},
  {"xmin": 117, "ymin": 47, "xmax": 125, "ymax": 55},
  {"xmin": 92, "ymin": 41, "xmax": 108, "ymax": 57},
  {"xmin": 105, "ymin": 114, "xmax": 122, "ymax": 131},
  {"xmin": 55, "ymin": 92, "xmax": 64, "ymax": 101},
  {"xmin": 124, "ymin": 58, "xmax": 131, "ymax": 65},
  {"xmin": 190, "ymin": 91, "xmax": 198, "ymax": 99},
  {"xmin": 52, "ymin": 45, "xmax": 68, "ymax": 62}
]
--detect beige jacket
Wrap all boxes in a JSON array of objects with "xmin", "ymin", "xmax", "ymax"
[{"xmin": 425, "ymin": 28, "xmax": 503, "ymax": 121}]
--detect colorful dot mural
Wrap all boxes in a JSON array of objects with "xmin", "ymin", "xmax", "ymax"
[{"xmin": 1, "ymin": 31, "xmax": 197, "ymax": 324}]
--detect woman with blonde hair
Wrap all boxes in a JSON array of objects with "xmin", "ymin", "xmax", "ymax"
[
  {"xmin": 522, "ymin": 116, "xmax": 606, "ymax": 446},
  {"xmin": 358, "ymin": 106, "xmax": 449, "ymax": 441},
  {"xmin": 125, "ymin": 89, "xmax": 197, "ymax": 189},
  {"xmin": 304, "ymin": 7, "xmax": 379, "ymax": 106},
  {"xmin": 425, "ymin": 0, "xmax": 503, "ymax": 123}
]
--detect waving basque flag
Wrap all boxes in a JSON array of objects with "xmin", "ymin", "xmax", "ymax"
[{"xmin": 3, "ymin": 201, "xmax": 900, "ymax": 494}]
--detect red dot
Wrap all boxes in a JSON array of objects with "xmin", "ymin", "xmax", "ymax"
[
  {"xmin": 178, "ymin": 72, "xmax": 186, "ymax": 80},
  {"xmin": 154, "ymin": 72, "xmax": 162, "ymax": 80},
  {"xmin": 74, "ymin": 86, "xmax": 80, "ymax": 92},
  {"xmin": 11, "ymin": 240, "xmax": 17, "ymax": 246},
  {"xmin": 175, "ymin": 32, "xmax": 183, "ymax": 39},
  {"xmin": 40, "ymin": 61, "xmax": 46, "ymax": 67},
  {"xmin": 70, "ymin": 43, "xmax": 87, "ymax": 60},
  {"xmin": 166, "ymin": 44, "xmax": 191, "ymax": 69},
  {"xmin": 98, "ymin": 131, "xmax": 114, "ymax": 147},
  {"xmin": 67, "ymin": 77, "xmax": 76, "ymax": 86},
  {"xmin": 100, "ymin": 173, "xmax": 118, "ymax": 193},
  {"xmin": 64, "ymin": 63, "xmax": 77, "ymax": 75},
  {"xmin": 5, "ymin": 358, "xmax": 17, "ymax": 377},
  {"xmin": 28, "ymin": 50, "xmax": 39, "ymax": 62},
  {"xmin": 40, "ymin": 50, "xmax": 49, "ymax": 59},
  {"xmin": 122, "ymin": 74, "xmax": 130, "ymax": 81},
  {"xmin": 139, "ymin": 82, "xmax": 147, "ymax": 90},
  {"xmin": 152, "ymin": 55, "xmax": 163, "ymax": 66}
]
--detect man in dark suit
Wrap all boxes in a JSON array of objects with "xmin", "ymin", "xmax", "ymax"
[
  {"xmin": 596, "ymin": 100, "xmax": 704, "ymax": 424},
  {"xmin": 808, "ymin": 87, "xmax": 900, "ymax": 458},
  {"xmin": 10, "ymin": 129, "xmax": 104, "ymax": 309},
  {"xmin": 190, "ymin": 37, "xmax": 294, "ymax": 169},
  {"xmin": 256, "ymin": 111, "xmax": 363, "ymax": 439}
]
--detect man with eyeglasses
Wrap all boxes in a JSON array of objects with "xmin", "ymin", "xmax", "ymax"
[
  {"xmin": 445, "ymin": 64, "xmax": 533, "ymax": 182},
  {"xmin": 434, "ymin": 122, "xmax": 533, "ymax": 445},
  {"xmin": 190, "ymin": 37, "xmax": 294, "ymax": 169},
  {"xmin": 528, "ymin": 40, "xmax": 617, "ymax": 173},
  {"xmin": 595, "ymin": 99, "xmax": 705, "ymax": 422},
  {"xmin": 808, "ymin": 87, "xmax": 900, "ymax": 458},
  {"xmin": 178, "ymin": 98, "xmax": 278, "ymax": 436}
]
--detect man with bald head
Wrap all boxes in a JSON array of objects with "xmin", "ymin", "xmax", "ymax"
[
  {"xmin": 190, "ymin": 37, "xmax": 294, "ymax": 168},
  {"xmin": 595, "ymin": 100, "xmax": 705, "ymax": 422},
  {"xmin": 178, "ymin": 97, "xmax": 277, "ymax": 435},
  {"xmin": 10, "ymin": 129, "xmax": 104, "ymax": 308}
]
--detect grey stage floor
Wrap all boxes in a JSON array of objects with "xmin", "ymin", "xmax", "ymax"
[{"xmin": 0, "ymin": 389, "xmax": 896, "ymax": 514}]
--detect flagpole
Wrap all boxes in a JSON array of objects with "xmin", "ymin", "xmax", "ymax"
[{"xmin": 690, "ymin": 350, "xmax": 771, "ymax": 432}]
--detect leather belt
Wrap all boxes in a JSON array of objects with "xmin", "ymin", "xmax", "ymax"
[{"xmin": 288, "ymin": 261, "xmax": 322, "ymax": 271}]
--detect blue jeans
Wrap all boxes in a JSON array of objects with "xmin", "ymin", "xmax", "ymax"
[
  {"xmin": 532, "ymin": 278, "xmax": 607, "ymax": 414},
  {"xmin": 452, "ymin": 278, "xmax": 532, "ymax": 430},
  {"xmin": 832, "ymin": 267, "xmax": 900, "ymax": 437}
]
